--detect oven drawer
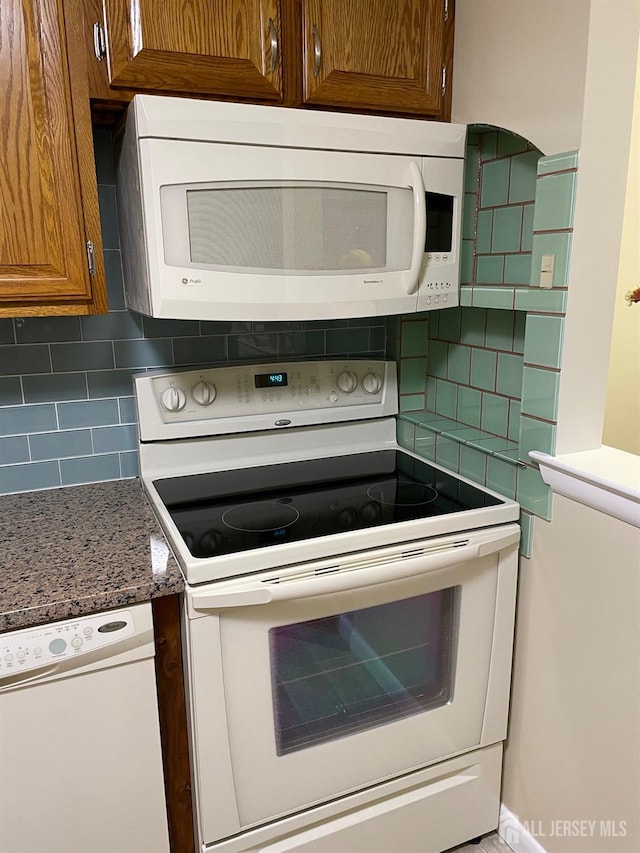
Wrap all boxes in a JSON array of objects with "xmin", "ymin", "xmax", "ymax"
[{"xmin": 183, "ymin": 524, "xmax": 519, "ymax": 847}]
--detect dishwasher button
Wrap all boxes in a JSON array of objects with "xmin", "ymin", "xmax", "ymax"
[
  {"xmin": 71, "ymin": 637, "xmax": 83, "ymax": 649},
  {"xmin": 48, "ymin": 638, "xmax": 67, "ymax": 655},
  {"xmin": 4, "ymin": 653, "xmax": 13, "ymax": 662}
]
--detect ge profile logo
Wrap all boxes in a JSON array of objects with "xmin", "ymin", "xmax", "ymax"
[
  {"xmin": 179, "ymin": 277, "xmax": 202, "ymax": 286},
  {"xmin": 181, "ymin": 277, "xmax": 188, "ymax": 284}
]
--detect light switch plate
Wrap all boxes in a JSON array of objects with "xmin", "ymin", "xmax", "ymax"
[{"xmin": 540, "ymin": 253, "xmax": 555, "ymax": 288}]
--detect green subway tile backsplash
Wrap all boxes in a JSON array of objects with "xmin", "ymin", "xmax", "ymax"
[
  {"xmin": 400, "ymin": 357, "xmax": 427, "ymax": 394},
  {"xmin": 532, "ymin": 171, "xmax": 577, "ymax": 232},
  {"xmin": 485, "ymin": 310, "xmax": 515, "ymax": 351},
  {"xmin": 447, "ymin": 344, "xmax": 472, "ymax": 385},
  {"xmin": 481, "ymin": 393, "xmax": 510, "ymax": 436},
  {"xmin": 504, "ymin": 254, "xmax": 532, "ymax": 285},
  {"xmin": 476, "ymin": 256, "xmax": 505, "ymax": 285},
  {"xmin": 497, "ymin": 132, "xmax": 529, "ymax": 158},
  {"xmin": 492, "ymin": 207, "xmax": 523, "ymax": 253},
  {"xmin": 400, "ymin": 320, "xmax": 428, "ymax": 357},
  {"xmin": 458, "ymin": 386, "xmax": 483, "ymax": 428},
  {"xmin": 435, "ymin": 380, "xmax": 458, "ymax": 419},
  {"xmin": 476, "ymin": 211, "xmax": 493, "ymax": 253},
  {"xmin": 537, "ymin": 150, "xmax": 579, "ymax": 176},
  {"xmin": 523, "ymin": 314, "xmax": 565, "ymax": 369},
  {"xmin": 481, "ymin": 159, "xmax": 510, "ymax": 207},
  {"xmin": 497, "ymin": 353, "xmax": 524, "ymax": 397},
  {"xmin": 395, "ymin": 130, "xmax": 578, "ymax": 553},
  {"xmin": 473, "ymin": 287, "xmax": 515, "ymax": 310},
  {"xmin": 521, "ymin": 366, "xmax": 560, "ymax": 420},
  {"xmin": 514, "ymin": 288, "xmax": 568, "ymax": 314},
  {"xmin": 508, "ymin": 150, "xmax": 541, "ymax": 204},
  {"xmin": 486, "ymin": 455, "xmax": 518, "ymax": 500},
  {"xmin": 470, "ymin": 349, "xmax": 497, "ymax": 391},
  {"xmin": 517, "ymin": 464, "xmax": 553, "ymax": 519},
  {"xmin": 519, "ymin": 415, "xmax": 557, "ymax": 460}
]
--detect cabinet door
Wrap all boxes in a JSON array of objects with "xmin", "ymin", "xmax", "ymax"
[
  {"xmin": 0, "ymin": 0, "xmax": 106, "ymax": 316},
  {"xmin": 101, "ymin": 0, "xmax": 283, "ymax": 101},
  {"xmin": 302, "ymin": 0, "xmax": 444, "ymax": 116}
]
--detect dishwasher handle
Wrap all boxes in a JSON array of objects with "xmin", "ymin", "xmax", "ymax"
[{"xmin": 191, "ymin": 527, "xmax": 520, "ymax": 610}]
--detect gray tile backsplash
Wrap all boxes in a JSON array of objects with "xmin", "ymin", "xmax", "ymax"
[{"xmin": 0, "ymin": 129, "xmax": 386, "ymax": 495}]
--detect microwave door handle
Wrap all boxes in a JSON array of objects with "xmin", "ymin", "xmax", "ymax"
[
  {"xmin": 190, "ymin": 528, "xmax": 519, "ymax": 610},
  {"xmin": 405, "ymin": 161, "xmax": 427, "ymax": 295}
]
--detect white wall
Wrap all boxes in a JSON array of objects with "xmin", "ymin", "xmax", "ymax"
[
  {"xmin": 503, "ymin": 496, "xmax": 640, "ymax": 852},
  {"xmin": 603, "ymin": 55, "xmax": 640, "ymax": 455},
  {"xmin": 451, "ymin": 0, "xmax": 590, "ymax": 155},
  {"xmin": 555, "ymin": 1, "xmax": 640, "ymax": 453}
]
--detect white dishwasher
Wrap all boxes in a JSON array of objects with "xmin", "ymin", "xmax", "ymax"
[{"xmin": 0, "ymin": 601, "xmax": 170, "ymax": 853}]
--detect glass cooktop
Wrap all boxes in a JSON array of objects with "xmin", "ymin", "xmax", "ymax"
[{"xmin": 153, "ymin": 450, "xmax": 502, "ymax": 559}]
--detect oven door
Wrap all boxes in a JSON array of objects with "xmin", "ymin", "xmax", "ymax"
[{"xmin": 183, "ymin": 524, "xmax": 519, "ymax": 845}]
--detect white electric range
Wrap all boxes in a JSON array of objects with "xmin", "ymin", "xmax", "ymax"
[{"xmin": 134, "ymin": 359, "xmax": 520, "ymax": 853}]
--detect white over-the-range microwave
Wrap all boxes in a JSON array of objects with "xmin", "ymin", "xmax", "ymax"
[{"xmin": 115, "ymin": 95, "xmax": 466, "ymax": 322}]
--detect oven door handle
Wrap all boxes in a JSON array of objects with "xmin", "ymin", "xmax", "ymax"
[{"xmin": 190, "ymin": 528, "xmax": 520, "ymax": 610}]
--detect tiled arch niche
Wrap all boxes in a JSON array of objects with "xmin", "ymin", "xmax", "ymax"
[{"xmin": 394, "ymin": 126, "xmax": 578, "ymax": 557}]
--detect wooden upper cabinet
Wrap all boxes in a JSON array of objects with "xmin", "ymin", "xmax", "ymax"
[
  {"xmin": 98, "ymin": 0, "xmax": 284, "ymax": 101},
  {"xmin": 301, "ymin": 0, "xmax": 445, "ymax": 116},
  {"xmin": 0, "ymin": 0, "xmax": 106, "ymax": 316}
]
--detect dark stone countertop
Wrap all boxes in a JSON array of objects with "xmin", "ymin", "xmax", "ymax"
[{"xmin": 0, "ymin": 479, "xmax": 184, "ymax": 633}]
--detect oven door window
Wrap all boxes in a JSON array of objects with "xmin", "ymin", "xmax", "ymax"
[{"xmin": 269, "ymin": 588, "xmax": 458, "ymax": 755}]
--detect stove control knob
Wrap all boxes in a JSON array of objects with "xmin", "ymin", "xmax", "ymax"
[
  {"xmin": 192, "ymin": 380, "xmax": 217, "ymax": 407},
  {"xmin": 337, "ymin": 370, "xmax": 358, "ymax": 394},
  {"xmin": 362, "ymin": 372, "xmax": 383, "ymax": 395},
  {"xmin": 160, "ymin": 386, "xmax": 187, "ymax": 413}
]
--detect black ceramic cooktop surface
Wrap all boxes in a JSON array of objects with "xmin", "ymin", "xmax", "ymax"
[{"xmin": 153, "ymin": 450, "xmax": 502, "ymax": 559}]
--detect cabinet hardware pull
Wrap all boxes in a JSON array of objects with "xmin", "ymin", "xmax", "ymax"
[
  {"xmin": 93, "ymin": 22, "xmax": 106, "ymax": 62},
  {"xmin": 441, "ymin": 64, "xmax": 447, "ymax": 96},
  {"xmin": 444, "ymin": 0, "xmax": 449, "ymax": 22},
  {"xmin": 86, "ymin": 241, "xmax": 97, "ymax": 276},
  {"xmin": 268, "ymin": 18, "xmax": 278, "ymax": 73},
  {"xmin": 312, "ymin": 25, "xmax": 322, "ymax": 77}
]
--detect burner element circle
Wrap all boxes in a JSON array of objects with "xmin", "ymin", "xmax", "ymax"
[
  {"xmin": 366, "ymin": 481, "xmax": 438, "ymax": 507},
  {"xmin": 222, "ymin": 501, "xmax": 300, "ymax": 532}
]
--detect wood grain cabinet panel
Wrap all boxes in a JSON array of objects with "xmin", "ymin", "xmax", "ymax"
[
  {"xmin": 0, "ymin": 0, "xmax": 106, "ymax": 316},
  {"xmin": 301, "ymin": 0, "xmax": 445, "ymax": 116},
  {"xmin": 100, "ymin": 0, "xmax": 284, "ymax": 101}
]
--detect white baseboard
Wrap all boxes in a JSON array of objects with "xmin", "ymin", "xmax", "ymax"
[{"xmin": 499, "ymin": 805, "xmax": 548, "ymax": 853}]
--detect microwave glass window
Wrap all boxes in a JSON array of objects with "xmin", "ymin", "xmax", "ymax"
[
  {"xmin": 425, "ymin": 192, "xmax": 454, "ymax": 253},
  {"xmin": 269, "ymin": 587, "xmax": 459, "ymax": 755},
  {"xmin": 185, "ymin": 184, "xmax": 409, "ymax": 273}
]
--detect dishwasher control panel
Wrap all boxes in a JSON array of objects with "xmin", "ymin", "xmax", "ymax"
[{"xmin": 0, "ymin": 609, "xmax": 135, "ymax": 677}]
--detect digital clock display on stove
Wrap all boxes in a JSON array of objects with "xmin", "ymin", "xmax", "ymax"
[{"xmin": 254, "ymin": 372, "xmax": 288, "ymax": 389}]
